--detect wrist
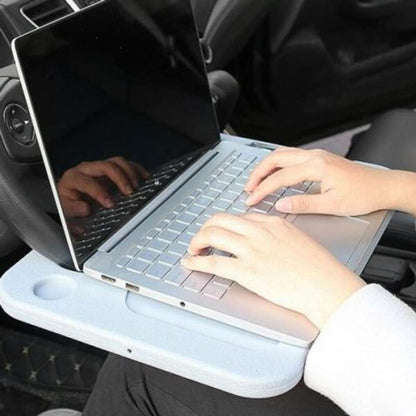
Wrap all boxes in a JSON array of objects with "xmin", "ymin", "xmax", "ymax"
[
  {"xmin": 383, "ymin": 170, "xmax": 416, "ymax": 216},
  {"xmin": 307, "ymin": 268, "xmax": 366, "ymax": 330}
]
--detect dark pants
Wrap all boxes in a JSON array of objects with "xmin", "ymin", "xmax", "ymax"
[{"xmin": 83, "ymin": 354, "xmax": 345, "ymax": 416}]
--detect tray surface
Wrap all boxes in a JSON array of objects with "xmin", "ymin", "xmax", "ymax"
[{"xmin": 0, "ymin": 251, "xmax": 308, "ymax": 398}]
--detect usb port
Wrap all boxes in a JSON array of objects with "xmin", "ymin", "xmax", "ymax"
[
  {"xmin": 125, "ymin": 283, "xmax": 140, "ymax": 292},
  {"xmin": 101, "ymin": 275, "xmax": 116, "ymax": 284}
]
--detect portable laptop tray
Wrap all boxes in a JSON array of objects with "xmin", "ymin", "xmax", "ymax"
[
  {"xmin": 0, "ymin": 131, "xmax": 393, "ymax": 398},
  {"xmin": 0, "ymin": 250, "xmax": 308, "ymax": 399}
]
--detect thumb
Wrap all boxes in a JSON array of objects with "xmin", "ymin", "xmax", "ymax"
[{"xmin": 275, "ymin": 193, "xmax": 333, "ymax": 215}]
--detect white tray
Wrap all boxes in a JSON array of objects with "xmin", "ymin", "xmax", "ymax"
[{"xmin": 0, "ymin": 251, "xmax": 308, "ymax": 398}]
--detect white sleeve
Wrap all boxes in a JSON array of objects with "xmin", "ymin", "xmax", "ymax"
[{"xmin": 304, "ymin": 284, "xmax": 416, "ymax": 416}]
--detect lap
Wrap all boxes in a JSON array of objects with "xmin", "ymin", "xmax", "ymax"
[{"xmin": 83, "ymin": 354, "xmax": 345, "ymax": 416}]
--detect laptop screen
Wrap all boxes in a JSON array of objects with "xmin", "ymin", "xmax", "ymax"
[{"xmin": 14, "ymin": 0, "xmax": 220, "ymax": 269}]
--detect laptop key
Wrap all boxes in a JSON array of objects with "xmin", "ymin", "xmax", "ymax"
[
  {"xmin": 181, "ymin": 197, "xmax": 193, "ymax": 207},
  {"xmin": 158, "ymin": 230, "xmax": 178, "ymax": 243},
  {"xmin": 127, "ymin": 258, "xmax": 149, "ymax": 274},
  {"xmin": 209, "ymin": 181, "xmax": 227, "ymax": 192},
  {"xmin": 158, "ymin": 252, "xmax": 181, "ymax": 267},
  {"xmin": 188, "ymin": 190, "xmax": 200, "ymax": 199},
  {"xmin": 168, "ymin": 242, "xmax": 189, "ymax": 256},
  {"xmin": 137, "ymin": 249, "xmax": 159, "ymax": 263},
  {"xmin": 203, "ymin": 189, "xmax": 221, "ymax": 200},
  {"xmin": 224, "ymin": 167, "xmax": 241, "ymax": 178},
  {"xmin": 203, "ymin": 207, "xmax": 221, "ymax": 219},
  {"xmin": 148, "ymin": 239, "xmax": 170, "ymax": 253},
  {"xmin": 220, "ymin": 191, "xmax": 238, "ymax": 203},
  {"xmin": 136, "ymin": 238, "xmax": 149, "ymax": 249},
  {"xmin": 172, "ymin": 204, "xmax": 185, "ymax": 215},
  {"xmin": 282, "ymin": 189, "xmax": 303, "ymax": 197},
  {"xmin": 186, "ymin": 224, "xmax": 201, "ymax": 236},
  {"xmin": 231, "ymin": 201, "xmax": 248, "ymax": 213},
  {"xmin": 116, "ymin": 256, "xmax": 130, "ymax": 268},
  {"xmin": 203, "ymin": 282, "xmax": 228, "ymax": 299},
  {"xmin": 289, "ymin": 183, "xmax": 309, "ymax": 193},
  {"xmin": 232, "ymin": 161, "xmax": 247, "ymax": 171},
  {"xmin": 155, "ymin": 220, "xmax": 168, "ymax": 231},
  {"xmin": 212, "ymin": 276, "xmax": 233, "ymax": 288},
  {"xmin": 270, "ymin": 187, "xmax": 287, "ymax": 196},
  {"xmin": 212, "ymin": 199, "xmax": 231, "ymax": 211},
  {"xmin": 146, "ymin": 263, "xmax": 170, "ymax": 280},
  {"xmin": 239, "ymin": 153, "xmax": 256, "ymax": 163},
  {"xmin": 176, "ymin": 213, "xmax": 195, "ymax": 225},
  {"xmin": 176, "ymin": 233, "xmax": 193, "ymax": 246},
  {"xmin": 268, "ymin": 209, "xmax": 287, "ymax": 218},
  {"xmin": 185, "ymin": 204, "xmax": 204, "ymax": 216},
  {"xmin": 165, "ymin": 212, "xmax": 176, "ymax": 222},
  {"xmin": 183, "ymin": 272, "xmax": 212, "ymax": 292},
  {"xmin": 252, "ymin": 202, "xmax": 272, "ymax": 214},
  {"xmin": 168, "ymin": 221, "xmax": 187, "ymax": 234},
  {"xmin": 196, "ymin": 182, "xmax": 208, "ymax": 192},
  {"xmin": 227, "ymin": 183, "xmax": 244, "ymax": 195},
  {"xmin": 164, "ymin": 265, "xmax": 192, "ymax": 286},
  {"xmin": 146, "ymin": 229, "xmax": 158, "ymax": 240},
  {"xmin": 216, "ymin": 174, "xmax": 234, "ymax": 185},
  {"xmin": 263, "ymin": 194, "xmax": 279, "ymax": 204},
  {"xmin": 126, "ymin": 246, "xmax": 140, "ymax": 258},
  {"xmin": 194, "ymin": 196, "xmax": 212, "ymax": 208}
]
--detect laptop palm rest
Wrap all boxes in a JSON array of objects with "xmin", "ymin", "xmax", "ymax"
[{"xmin": 293, "ymin": 215, "xmax": 369, "ymax": 264}]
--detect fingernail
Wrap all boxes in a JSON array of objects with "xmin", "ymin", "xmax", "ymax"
[
  {"xmin": 104, "ymin": 198, "xmax": 114, "ymax": 208},
  {"xmin": 181, "ymin": 257, "xmax": 189, "ymax": 266},
  {"xmin": 246, "ymin": 196, "xmax": 254, "ymax": 205},
  {"xmin": 275, "ymin": 198, "xmax": 291, "ymax": 212},
  {"xmin": 125, "ymin": 185, "xmax": 133, "ymax": 194}
]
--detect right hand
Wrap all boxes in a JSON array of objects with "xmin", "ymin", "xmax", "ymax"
[
  {"xmin": 245, "ymin": 148, "xmax": 396, "ymax": 216},
  {"xmin": 57, "ymin": 156, "xmax": 149, "ymax": 218},
  {"xmin": 183, "ymin": 212, "xmax": 365, "ymax": 329}
]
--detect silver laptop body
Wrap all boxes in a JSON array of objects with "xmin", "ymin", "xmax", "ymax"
[{"xmin": 12, "ymin": 0, "xmax": 391, "ymax": 348}]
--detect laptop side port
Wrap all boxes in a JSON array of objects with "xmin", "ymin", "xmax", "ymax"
[
  {"xmin": 125, "ymin": 283, "xmax": 140, "ymax": 292},
  {"xmin": 101, "ymin": 275, "xmax": 116, "ymax": 284}
]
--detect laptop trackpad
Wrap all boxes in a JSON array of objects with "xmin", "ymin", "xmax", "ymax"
[{"xmin": 293, "ymin": 215, "xmax": 369, "ymax": 264}]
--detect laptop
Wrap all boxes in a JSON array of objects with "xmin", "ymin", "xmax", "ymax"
[{"xmin": 12, "ymin": 0, "xmax": 391, "ymax": 347}]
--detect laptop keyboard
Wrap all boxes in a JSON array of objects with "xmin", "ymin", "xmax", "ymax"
[
  {"xmin": 117, "ymin": 151, "xmax": 313, "ymax": 300},
  {"xmin": 73, "ymin": 152, "xmax": 201, "ymax": 261}
]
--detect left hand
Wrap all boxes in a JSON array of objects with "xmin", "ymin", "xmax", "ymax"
[{"xmin": 182, "ymin": 213, "xmax": 365, "ymax": 329}]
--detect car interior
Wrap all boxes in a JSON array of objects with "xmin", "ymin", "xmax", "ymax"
[{"xmin": 0, "ymin": 0, "xmax": 415, "ymax": 414}]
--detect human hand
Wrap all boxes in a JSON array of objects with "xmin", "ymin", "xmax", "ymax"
[
  {"xmin": 182, "ymin": 213, "xmax": 365, "ymax": 329},
  {"xmin": 245, "ymin": 148, "xmax": 395, "ymax": 216},
  {"xmin": 58, "ymin": 156, "xmax": 149, "ymax": 218}
]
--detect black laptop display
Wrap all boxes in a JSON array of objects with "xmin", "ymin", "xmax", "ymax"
[{"xmin": 15, "ymin": 0, "xmax": 220, "ymax": 266}]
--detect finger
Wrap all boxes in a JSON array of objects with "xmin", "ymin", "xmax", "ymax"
[
  {"xmin": 246, "ymin": 162, "xmax": 318, "ymax": 206},
  {"xmin": 241, "ymin": 212, "xmax": 281, "ymax": 224},
  {"xmin": 67, "ymin": 171, "xmax": 114, "ymax": 208},
  {"xmin": 201, "ymin": 213, "xmax": 263, "ymax": 239},
  {"xmin": 77, "ymin": 161, "xmax": 133, "ymax": 195},
  {"xmin": 61, "ymin": 198, "xmax": 91, "ymax": 218},
  {"xmin": 108, "ymin": 157, "xmax": 140, "ymax": 189},
  {"xmin": 181, "ymin": 255, "xmax": 240, "ymax": 280},
  {"xmin": 188, "ymin": 226, "xmax": 246, "ymax": 256},
  {"xmin": 68, "ymin": 223, "xmax": 85, "ymax": 236},
  {"xmin": 130, "ymin": 162, "xmax": 150, "ymax": 180},
  {"xmin": 275, "ymin": 192, "xmax": 335, "ymax": 215},
  {"xmin": 245, "ymin": 148, "xmax": 311, "ymax": 191}
]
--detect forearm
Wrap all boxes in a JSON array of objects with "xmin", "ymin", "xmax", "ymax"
[
  {"xmin": 305, "ymin": 284, "xmax": 416, "ymax": 416},
  {"xmin": 384, "ymin": 170, "xmax": 416, "ymax": 217}
]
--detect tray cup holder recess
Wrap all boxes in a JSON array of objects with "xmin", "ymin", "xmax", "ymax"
[{"xmin": 33, "ymin": 276, "xmax": 76, "ymax": 300}]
